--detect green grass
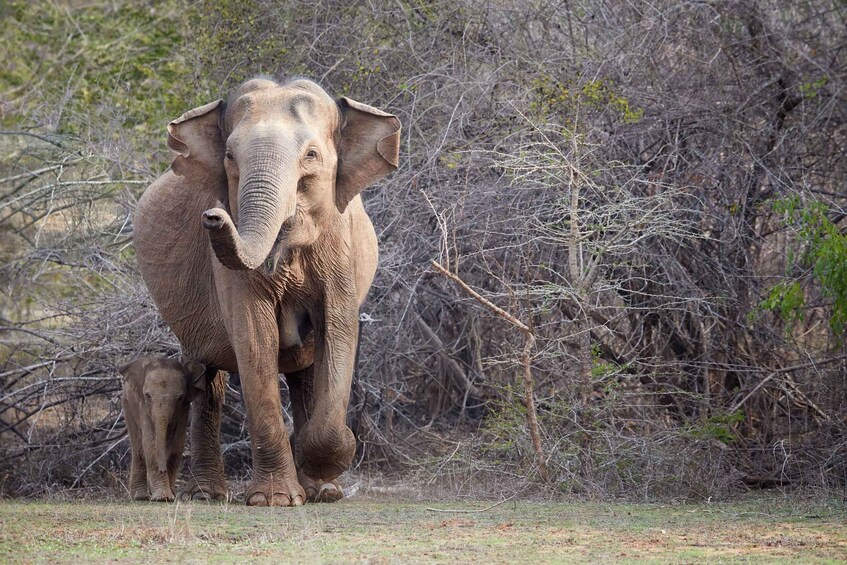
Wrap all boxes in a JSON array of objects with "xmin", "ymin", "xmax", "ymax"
[{"xmin": 0, "ymin": 497, "xmax": 845, "ymax": 563}]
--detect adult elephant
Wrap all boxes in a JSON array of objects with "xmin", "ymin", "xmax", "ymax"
[{"xmin": 133, "ymin": 77, "xmax": 400, "ymax": 506}]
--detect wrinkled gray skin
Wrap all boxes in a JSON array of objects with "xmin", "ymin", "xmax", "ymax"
[
  {"xmin": 133, "ymin": 77, "xmax": 400, "ymax": 506},
  {"xmin": 121, "ymin": 356, "xmax": 206, "ymax": 502}
]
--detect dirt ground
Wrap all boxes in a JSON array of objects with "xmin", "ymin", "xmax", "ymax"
[{"xmin": 0, "ymin": 496, "xmax": 844, "ymax": 563}]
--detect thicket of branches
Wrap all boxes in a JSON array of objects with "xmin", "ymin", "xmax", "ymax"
[{"xmin": 2, "ymin": 0, "xmax": 845, "ymax": 499}]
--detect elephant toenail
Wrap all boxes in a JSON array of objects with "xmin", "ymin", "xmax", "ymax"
[{"xmin": 247, "ymin": 493, "xmax": 269, "ymax": 506}]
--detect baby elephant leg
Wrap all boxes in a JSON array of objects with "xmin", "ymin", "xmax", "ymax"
[{"xmin": 128, "ymin": 448, "xmax": 149, "ymax": 500}]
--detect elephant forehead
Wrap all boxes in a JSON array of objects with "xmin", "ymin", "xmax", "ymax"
[
  {"xmin": 235, "ymin": 87, "xmax": 339, "ymax": 129},
  {"xmin": 239, "ymin": 77, "xmax": 279, "ymax": 94},
  {"xmin": 285, "ymin": 79, "xmax": 335, "ymax": 105},
  {"xmin": 144, "ymin": 369, "xmax": 186, "ymax": 391}
]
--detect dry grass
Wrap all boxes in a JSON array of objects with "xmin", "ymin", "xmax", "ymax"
[{"xmin": 0, "ymin": 496, "xmax": 844, "ymax": 563}]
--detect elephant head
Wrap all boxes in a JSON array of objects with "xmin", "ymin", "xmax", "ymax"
[{"xmin": 165, "ymin": 77, "xmax": 401, "ymax": 271}]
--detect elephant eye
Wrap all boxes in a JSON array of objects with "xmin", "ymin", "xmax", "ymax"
[
  {"xmin": 225, "ymin": 150, "xmax": 235, "ymax": 161},
  {"xmin": 144, "ymin": 392, "xmax": 152, "ymax": 401},
  {"xmin": 305, "ymin": 149, "xmax": 318, "ymax": 160}
]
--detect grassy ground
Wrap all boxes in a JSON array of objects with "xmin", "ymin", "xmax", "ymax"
[{"xmin": 0, "ymin": 496, "xmax": 844, "ymax": 563}]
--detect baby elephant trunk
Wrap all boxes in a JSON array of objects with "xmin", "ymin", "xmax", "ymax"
[
  {"xmin": 149, "ymin": 414, "xmax": 175, "ymax": 502},
  {"xmin": 153, "ymin": 414, "xmax": 171, "ymax": 474}
]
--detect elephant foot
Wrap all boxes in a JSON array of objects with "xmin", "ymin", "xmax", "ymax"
[
  {"xmin": 130, "ymin": 488, "xmax": 149, "ymax": 501},
  {"xmin": 150, "ymin": 488, "xmax": 176, "ymax": 502},
  {"xmin": 309, "ymin": 481, "xmax": 343, "ymax": 503},
  {"xmin": 246, "ymin": 473, "xmax": 306, "ymax": 507},
  {"xmin": 298, "ymin": 471, "xmax": 343, "ymax": 503},
  {"xmin": 178, "ymin": 479, "xmax": 228, "ymax": 502},
  {"xmin": 295, "ymin": 423, "xmax": 356, "ymax": 482}
]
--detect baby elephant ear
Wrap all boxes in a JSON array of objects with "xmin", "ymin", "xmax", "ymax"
[
  {"xmin": 118, "ymin": 362, "xmax": 134, "ymax": 378},
  {"xmin": 179, "ymin": 356, "xmax": 207, "ymax": 399},
  {"xmin": 335, "ymin": 98, "xmax": 401, "ymax": 213},
  {"xmin": 118, "ymin": 357, "xmax": 149, "ymax": 381}
]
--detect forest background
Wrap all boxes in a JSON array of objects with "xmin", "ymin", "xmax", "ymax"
[{"xmin": 1, "ymin": 0, "xmax": 846, "ymax": 500}]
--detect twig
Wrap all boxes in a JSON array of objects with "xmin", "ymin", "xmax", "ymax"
[
  {"xmin": 70, "ymin": 435, "xmax": 127, "ymax": 489},
  {"xmin": 426, "ymin": 442, "xmax": 462, "ymax": 487},
  {"xmin": 426, "ymin": 491, "xmax": 520, "ymax": 513},
  {"xmin": 729, "ymin": 372, "xmax": 777, "ymax": 414},
  {"xmin": 431, "ymin": 261, "xmax": 530, "ymax": 332},
  {"xmin": 415, "ymin": 313, "xmax": 481, "ymax": 397},
  {"xmin": 0, "ymin": 130, "xmax": 65, "ymax": 149},
  {"xmin": 729, "ymin": 357, "xmax": 847, "ymax": 416}
]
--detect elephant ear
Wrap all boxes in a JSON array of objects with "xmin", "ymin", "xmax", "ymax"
[
  {"xmin": 118, "ymin": 357, "xmax": 150, "ymax": 389},
  {"xmin": 167, "ymin": 100, "xmax": 226, "ymax": 180},
  {"xmin": 335, "ymin": 97, "xmax": 401, "ymax": 212},
  {"xmin": 179, "ymin": 355, "xmax": 206, "ymax": 400},
  {"xmin": 118, "ymin": 361, "xmax": 135, "ymax": 379}
]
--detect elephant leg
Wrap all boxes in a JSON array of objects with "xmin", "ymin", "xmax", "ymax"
[
  {"xmin": 181, "ymin": 368, "xmax": 228, "ymax": 502},
  {"xmin": 235, "ymin": 310, "xmax": 304, "ymax": 507},
  {"xmin": 294, "ymin": 296, "xmax": 359, "ymax": 489},
  {"xmin": 168, "ymin": 454, "xmax": 182, "ymax": 492},
  {"xmin": 145, "ymin": 443, "xmax": 175, "ymax": 502},
  {"xmin": 167, "ymin": 451, "xmax": 182, "ymax": 496},
  {"xmin": 125, "ymin": 411, "xmax": 149, "ymax": 500},
  {"xmin": 128, "ymin": 446, "xmax": 149, "ymax": 500},
  {"xmin": 168, "ymin": 412, "xmax": 189, "ymax": 496},
  {"xmin": 287, "ymin": 366, "xmax": 343, "ymax": 503}
]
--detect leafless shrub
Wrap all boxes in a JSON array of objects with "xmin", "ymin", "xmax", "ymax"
[{"xmin": 2, "ymin": 0, "xmax": 846, "ymax": 499}]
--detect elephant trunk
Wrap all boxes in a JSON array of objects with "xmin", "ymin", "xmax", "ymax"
[
  {"xmin": 153, "ymin": 415, "xmax": 170, "ymax": 474},
  {"xmin": 203, "ymin": 141, "xmax": 297, "ymax": 271}
]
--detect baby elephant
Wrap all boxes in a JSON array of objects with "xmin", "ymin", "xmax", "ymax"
[{"xmin": 120, "ymin": 356, "xmax": 206, "ymax": 501}]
